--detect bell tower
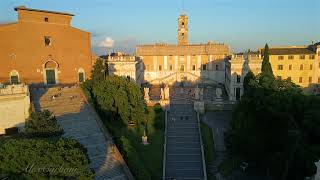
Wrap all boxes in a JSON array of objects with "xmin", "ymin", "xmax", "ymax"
[{"xmin": 178, "ymin": 14, "xmax": 188, "ymax": 45}]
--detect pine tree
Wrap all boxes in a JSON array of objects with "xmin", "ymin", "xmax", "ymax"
[{"xmin": 261, "ymin": 44, "xmax": 274, "ymax": 77}]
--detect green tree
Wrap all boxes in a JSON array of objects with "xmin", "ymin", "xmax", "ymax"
[
  {"xmin": 92, "ymin": 75, "xmax": 145, "ymax": 125},
  {"xmin": 0, "ymin": 138, "xmax": 94, "ymax": 179},
  {"xmin": 243, "ymin": 71, "xmax": 255, "ymax": 94},
  {"xmin": 91, "ymin": 58, "xmax": 106, "ymax": 83},
  {"xmin": 261, "ymin": 44, "xmax": 274, "ymax": 77},
  {"xmin": 227, "ymin": 72, "xmax": 320, "ymax": 179},
  {"xmin": 25, "ymin": 110, "xmax": 62, "ymax": 136}
]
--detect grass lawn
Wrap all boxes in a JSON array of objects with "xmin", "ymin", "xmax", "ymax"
[
  {"xmin": 100, "ymin": 106, "xmax": 165, "ymax": 180},
  {"xmin": 200, "ymin": 122, "xmax": 216, "ymax": 180}
]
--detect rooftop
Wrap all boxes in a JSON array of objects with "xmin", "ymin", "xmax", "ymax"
[
  {"xmin": 14, "ymin": 6, "xmax": 74, "ymax": 16},
  {"xmin": 260, "ymin": 46, "xmax": 316, "ymax": 55}
]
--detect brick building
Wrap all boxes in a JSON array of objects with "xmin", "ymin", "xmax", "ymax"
[{"xmin": 0, "ymin": 6, "xmax": 93, "ymax": 85}]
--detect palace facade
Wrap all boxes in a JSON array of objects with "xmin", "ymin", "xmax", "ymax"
[
  {"xmin": 227, "ymin": 44, "xmax": 320, "ymax": 101},
  {"xmin": 136, "ymin": 14, "xmax": 230, "ymax": 85},
  {"xmin": 0, "ymin": 6, "xmax": 93, "ymax": 85}
]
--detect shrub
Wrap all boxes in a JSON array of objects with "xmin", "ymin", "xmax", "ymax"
[
  {"xmin": 120, "ymin": 136, "xmax": 151, "ymax": 180},
  {"xmin": 25, "ymin": 110, "xmax": 62, "ymax": 137}
]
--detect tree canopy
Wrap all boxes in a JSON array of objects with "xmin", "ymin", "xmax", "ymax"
[
  {"xmin": 90, "ymin": 58, "xmax": 106, "ymax": 83},
  {"xmin": 0, "ymin": 138, "xmax": 94, "ymax": 179},
  {"xmin": 92, "ymin": 75, "xmax": 145, "ymax": 125},
  {"xmin": 261, "ymin": 44, "xmax": 274, "ymax": 78},
  {"xmin": 227, "ymin": 71, "xmax": 320, "ymax": 179},
  {"xmin": 25, "ymin": 110, "xmax": 62, "ymax": 136}
]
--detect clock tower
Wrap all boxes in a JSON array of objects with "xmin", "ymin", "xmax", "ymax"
[{"xmin": 178, "ymin": 14, "xmax": 188, "ymax": 45}]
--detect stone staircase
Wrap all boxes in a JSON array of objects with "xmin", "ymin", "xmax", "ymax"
[
  {"xmin": 164, "ymin": 104, "xmax": 205, "ymax": 180},
  {"xmin": 30, "ymin": 85, "xmax": 128, "ymax": 180}
]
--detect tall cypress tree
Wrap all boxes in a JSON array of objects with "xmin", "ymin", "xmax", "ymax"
[{"xmin": 261, "ymin": 44, "xmax": 274, "ymax": 77}]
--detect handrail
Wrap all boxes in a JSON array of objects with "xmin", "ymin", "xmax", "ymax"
[
  {"xmin": 162, "ymin": 108, "xmax": 168, "ymax": 180},
  {"xmin": 197, "ymin": 112, "xmax": 208, "ymax": 180}
]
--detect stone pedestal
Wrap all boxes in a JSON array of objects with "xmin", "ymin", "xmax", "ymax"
[
  {"xmin": 160, "ymin": 100, "xmax": 170, "ymax": 110},
  {"xmin": 215, "ymin": 87, "xmax": 223, "ymax": 102},
  {"xmin": 194, "ymin": 101, "xmax": 205, "ymax": 114},
  {"xmin": 142, "ymin": 135, "xmax": 149, "ymax": 145}
]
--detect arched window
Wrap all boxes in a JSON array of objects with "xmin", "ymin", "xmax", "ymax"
[
  {"xmin": 10, "ymin": 70, "xmax": 20, "ymax": 84},
  {"xmin": 78, "ymin": 68, "xmax": 85, "ymax": 83}
]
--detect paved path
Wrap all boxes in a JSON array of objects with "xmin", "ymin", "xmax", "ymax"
[
  {"xmin": 30, "ymin": 86, "xmax": 128, "ymax": 180},
  {"xmin": 202, "ymin": 111, "xmax": 232, "ymax": 180},
  {"xmin": 164, "ymin": 104, "xmax": 205, "ymax": 180}
]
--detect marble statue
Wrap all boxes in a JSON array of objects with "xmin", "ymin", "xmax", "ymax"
[
  {"xmin": 216, "ymin": 88, "xmax": 222, "ymax": 99},
  {"xmin": 160, "ymin": 88, "xmax": 164, "ymax": 100},
  {"xmin": 144, "ymin": 87, "xmax": 150, "ymax": 101},
  {"xmin": 194, "ymin": 86, "xmax": 200, "ymax": 100},
  {"xmin": 164, "ymin": 86, "xmax": 170, "ymax": 100},
  {"xmin": 199, "ymin": 88, "xmax": 204, "ymax": 101}
]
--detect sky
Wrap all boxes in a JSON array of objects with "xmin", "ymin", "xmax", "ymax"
[{"xmin": 0, "ymin": 0, "xmax": 319, "ymax": 55}]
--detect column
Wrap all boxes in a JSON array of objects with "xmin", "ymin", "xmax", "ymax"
[
  {"xmin": 187, "ymin": 55, "xmax": 191, "ymax": 71},
  {"xmin": 164, "ymin": 56, "xmax": 168, "ymax": 70}
]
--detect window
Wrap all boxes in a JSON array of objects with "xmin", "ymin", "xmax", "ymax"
[
  {"xmin": 44, "ymin": 36, "xmax": 51, "ymax": 46},
  {"xmin": 44, "ymin": 17, "xmax": 48, "ymax": 22},
  {"xmin": 158, "ymin": 65, "xmax": 162, "ymax": 71},
  {"xmin": 236, "ymin": 75, "xmax": 241, "ymax": 83},
  {"xmin": 181, "ymin": 33, "xmax": 184, "ymax": 38},
  {"xmin": 169, "ymin": 65, "xmax": 173, "ymax": 71},
  {"xmin": 278, "ymin": 56, "xmax": 284, "ymax": 60},
  {"xmin": 310, "ymin": 64, "xmax": 313, "ymax": 70},
  {"xmin": 300, "ymin": 55, "xmax": 305, "ymax": 60},
  {"xmin": 300, "ymin": 64, "xmax": 304, "ymax": 70},
  {"xmin": 289, "ymin": 64, "xmax": 292, "ymax": 70},
  {"xmin": 202, "ymin": 64, "xmax": 207, "ymax": 70},
  {"xmin": 299, "ymin": 77, "xmax": 303, "ymax": 83},
  {"xmin": 288, "ymin": 55, "xmax": 294, "ymax": 60},
  {"xmin": 309, "ymin": 77, "xmax": 312, "ymax": 83},
  {"xmin": 310, "ymin": 55, "xmax": 315, "ymax": 59},
  {"xmin": 192, "ymin": 65, "xmax": 196, "ymax": 71},
  {"xmin": 182, "ymin": 22, "xmax": 184, "ymax": 26},
  {"xmin": 215, "ymin": 65, "xmax": 219, "ymax": 71},
  {"xmin": 278, "ymin": 65, "xmax": 283, "ymax": 70}
]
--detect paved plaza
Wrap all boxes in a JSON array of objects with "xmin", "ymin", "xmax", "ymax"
[
  {"xmin": 164, "ymin": 104, "xmax": 205, "ymax": 180},
  {"xmin": 30, "ymin": 86, "xmax": 128, "ymax": 180}
]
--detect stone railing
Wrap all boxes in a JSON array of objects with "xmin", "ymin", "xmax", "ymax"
[{"xmin": 0, "ymin": 84, "xmax": 29, "ymax": 96}]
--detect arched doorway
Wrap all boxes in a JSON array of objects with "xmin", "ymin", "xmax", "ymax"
[
  {"xmin": 9, "ymin": 70, "xmax": 20, "ymax": 84},
  {"xmin": 78, "ymin": 68, "xmax": 85, "ymax": 83},
  {"xmin": 44, "ymin": 60, "xmax": 58, "ymax": 85}
]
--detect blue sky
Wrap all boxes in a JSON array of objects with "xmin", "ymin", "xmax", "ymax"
[{"xmin": 0, "ymin": 0, "xmax": 319, "ymax": 55}]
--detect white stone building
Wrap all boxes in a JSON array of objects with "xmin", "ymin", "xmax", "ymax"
[
  {"xmin": 106, "ymin": 52, "xmax": 144, "ymax": 86},
  {"xmin": 0, "ymin": 84, "xmax": 30, "ymax": 134},
  {"xmin": 225, "ymin": 52, "xmax": 262, "ymax": 101}
]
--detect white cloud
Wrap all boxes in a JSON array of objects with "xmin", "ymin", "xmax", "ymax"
[{"xmin": 98, "ymin": 37, "xmax": 114, "ymax": 48}]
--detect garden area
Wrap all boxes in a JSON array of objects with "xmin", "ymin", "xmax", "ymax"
[
  {"xmin": 0, "ymin": 110, "xmax": 94, "ymax": 179},
  {"xmin": 81, "ymin": 58, "xmax": 165, "ymax": 180},
  {"xmin": 200, "ymin": 122, "xmax": 215, "ymax": 180}
]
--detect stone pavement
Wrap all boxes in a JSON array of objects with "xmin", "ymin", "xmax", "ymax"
[
  {"xmin": 202, "ymin": 111, "xmax": 232, "ymax": 180},
  {"xmin": 164, "ymin": 104, "xmax": 205, "ymax": 180},
  {"xmin": 30, "ymin": 86, "xmax": 128, "ymax": 180}
]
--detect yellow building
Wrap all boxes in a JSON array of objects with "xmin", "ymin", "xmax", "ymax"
[
  {"xmin": 264, "ymin": 45, "xmax": 320, "ymax": 87},
  {"xmin": 136, "ymin": 13, "xmax": 230, "ymax": 85}
]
